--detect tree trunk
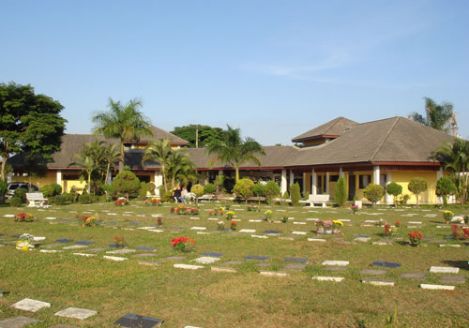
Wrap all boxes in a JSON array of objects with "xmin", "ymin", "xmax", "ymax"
[
  {"xmin": 105, "ymin": 163, "xmax": 111, "ymax": 184},
  {"xmin": 0, "ymin": 159, "xmax": 6, "ymax": 181},
  {"xmin": 87, "ymin": 172, "xmax": 91, "ymax": 194},
  {"xmin": 161, "ymin": 165, "xmax": 168, "ymax": 193},
  {"xmin": 119, "ymin": 142, "xmax": 125, "ymax": 173},
  {"xmin": 235, "ymin": 167, "xmax": 240, "ymax": 182}
]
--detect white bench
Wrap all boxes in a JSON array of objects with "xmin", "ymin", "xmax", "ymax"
[
  {"xmin": 26, "ymin": 192, "xmax": 49, "ymax": 208},
  {"xmin": 301, "ymin": 194, "xmax": 330, "ymax": 208},
  {"xmin": 197, "ymin": 194, "xmax": 215, "ymax": 202}
]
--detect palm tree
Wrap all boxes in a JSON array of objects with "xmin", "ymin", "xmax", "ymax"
[
  {"xmin": 207, "ymin": 125, "xmax": 265, "ymax": 182},
  {"xmin": 410, "ymin": 97, "xmax": 455, "ymax": 132},
  {"xmin": 92, "ymin": 98, "xmax": 152, "ymax": 173},
  {"xmin": 101, "ymin": 143, "xmax": 120, "ymax": 184},
  {"xmin": 70, "ymin": 153, "xmax": 96, "ymax": 194},
  {"xmin": 166, "ymin": 150, "xmax": 197, "ymax": 188},
  {"xmin": 433, "ymin": 138, "xmax": 469, "ymax": 204},
  {"xmin": 144, "ymin": 139, "xmax": 172, "ymax": 192}
]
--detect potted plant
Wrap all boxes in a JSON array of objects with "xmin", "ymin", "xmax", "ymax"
[
  {"xmin": 332, "ymin": 220, "xmax": 343, "ymax": 234},
  {"xmin": 230, "ymin": 220, "xmax": 237, "ymax": 231},
  {"xmin": 442, "ymin": 210, "xmax": 454, "ymax": 223},
  {"xmin": 170, "ymin": 236, "xmax": 195, "ymax": 252},
  {"xmin": 15, "ymin": 212, "xmax": 34, "ymax": 222}
]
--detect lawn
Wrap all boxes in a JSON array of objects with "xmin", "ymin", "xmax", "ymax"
[{"xmin": 0, "ymin": 202, "xmax": 468, "ymax": 328}]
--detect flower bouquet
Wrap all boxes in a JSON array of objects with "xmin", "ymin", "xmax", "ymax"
[
  {"xmin": 145, "ymin": 198, "xmax": 161, "ymax": 206},
  {"xmin": 16, "ymin": 233, "xmax": 34, "ymax": 251},
  {"xmin": 264, "ymin": 210, "xmax": 273, "ymax": 221},
  {"xmin": 442, "ymin": 210, "xmax": 454, "ymax": 223},
  {"xmin": 15, "ymin": 212, "xmax": 34, "ymax": 222},
  {"xmin": 225, "ymin": 211, "xmax": 235, "ymax": 220},
  {"xmin": 408, "ymin": 230, "xmax": 423, "ymax": 246},
  {"xmin": 171, "ymin": 236, "xmax": 195, "ymax": 252},
  {"xmin": 383, "ymin": 223, "xmax": 393, "ymax": 237},
  {"xmin": 78, "ymin": 214, "xmax": 97, "ymax": 227},
  {"xmin": 351, "ymin": 204, "xmax": 359, "ymax": 214},
  {"xmin": 115, "ymin": 197, "xmax": 128, "ymax": 206},
  {"xmin": 332, "ymin": 220, "xmax": 343, "ymax": 233},
  {"xmin": 230, "ymin": 220, "xmax": 237, "ymax": 231}
]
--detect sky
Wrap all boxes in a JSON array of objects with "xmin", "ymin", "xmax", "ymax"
[{"xmin": 1, "ymin": 0, "xmax": 468, "ymax": 145}]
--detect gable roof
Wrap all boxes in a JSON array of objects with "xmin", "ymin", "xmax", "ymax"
[
  {"xmin": 138, "ymin": 125, "xmax": 188, "ymax": 146},
  {"xmin": 292, "ymin": 117, "xmax": 358, "ymax": 143},
  {"xmin": 288, "ymin": 117, "xmax": 453, "ymax": 166}
]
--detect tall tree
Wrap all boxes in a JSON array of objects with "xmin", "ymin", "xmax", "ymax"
[
  {"xmin": 92, "ymin": 98, "xmax": 152, "ymax": 173},
  {"xmin": 0, "ymin": 82, "xmax": 66, "ymax": 180},
  {"xmin": 207, "ymin": 125, "xmax": 265, "ymax": 182},
  {"xmin": 166, "ymin": 150, "xmax": 197, "ymax": 187},
  {"xmin": 433, "ymin": 138, "xmax": 469, "ymax": 204},
  {"xmin": 171, "ymin": 124, "xmax": 227, "ymax": 148},
  {"xmin": 410, "ymin": 97, "xmax": 455, "ymax": 133},
  {"xmin": 70, "ymin": 153, "xmax": 96, "ymax": 194},
  {"xmin": 143, "ymin": 139, "xmax": 172, "ymax": 192}
]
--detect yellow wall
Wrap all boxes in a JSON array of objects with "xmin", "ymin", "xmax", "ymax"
[
  {"xmin": 390, "ymin": 170, "xmax": 437, "ymax": 205},
  {"xmin": 11, "ymin": 171, "xmax": 57, "ymax": 188}
]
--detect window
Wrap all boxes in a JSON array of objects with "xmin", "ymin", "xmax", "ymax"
[
  {"xmin": 359, "ymin": 175, "xmax": 371, "ymax": 189},
  {"xmin": 329, "ymin": 175, "xmax": 339, "ymax": 182}
]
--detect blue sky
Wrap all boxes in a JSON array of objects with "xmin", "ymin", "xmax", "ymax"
[{"xmin": 1, "ymin": 0, "xmax": 468, "ymax": 144}]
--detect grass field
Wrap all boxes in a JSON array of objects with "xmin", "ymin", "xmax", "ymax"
[{"xmin": 0, "ymin": 202, "xmax": 468, "ymax": 328}]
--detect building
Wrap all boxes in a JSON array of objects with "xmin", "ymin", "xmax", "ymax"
[{"xmin": 8, "ymin": 116, "xmax": 454, "ymax": 205}]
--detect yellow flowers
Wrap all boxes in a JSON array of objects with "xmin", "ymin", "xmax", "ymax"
[{"xmin": 332, "ymin": 220, "xmax": 344, "ymax": 227}]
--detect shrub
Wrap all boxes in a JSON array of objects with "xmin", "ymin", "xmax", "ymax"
[
  {"xmin": 363, "ymin": 183, "xmax": 384, "ymax": 206},
  {"xmin": 191, "ymin": 184, "xmax": 205, "ymax": 198},
  {"xmin": 386, "ymin": 182, "xmax": 402, "ymax": 206},
  {"xmin": 233, "ymin": 178, "xmax": 254, "ymax": 202},
  {"xmin": 436, "ymin": 176, "xmax": 457, "ymax": 206},
  {"xmin": 282, "ymin": 191, "xmax": 290, "ymax": 199},
  {"xmin": 290, "ymin": 183, "xmax": 301, "ymax": 207},
  {"xmin": 50, "ymin": 193, "xmax": 76, "ymax": 205},
  {"xmin": 214, "ymin": 174, "xmax": 225, "ymax": 193},
  {"xmin": 13, "ymin": 188, "xmax": 28, "ymax": 204},
  {"xmin": 335, "ymin": 176, "xmax": 347, "ymax": 207},
  {"xmin": 252, "ymin": 183, "xmax": 265, "ymax": 198},
  {"xmin": 79, "ymin": 193, "xmax": 95, "ymax": 204},
  {"xmin": 264, "ymin": 181, "xmax": 280, "ymax": 204},
  {"xmin": 158, "ymin": 185, "xmax": 172, "ymax": 202},
  {"xmin": 0, "ymin": 179, "xmax": 7, "ymax": 204},
  {"xmin": 138, "ymin": 182, "xmax": 149, "ymax": 199},
  {"xmin": 10, "ymin": 196, "xmax": 24, "ymax": 207},
  {"xmin": 147, "ymin": 182, "xmax": 156, "ymax": 195},
  {"xmin": 408, "ymin": 178, "xmax": 428, "ymax": 205},
  {"xmin": 40, "ymin": 183, "xmax": 62, "ymax": 197},
  {"xmin": 203, "ymin": 183, "xmax": 216, "ymax": 194},
  {"xmin": 110, "ymin": 170, "xmax": 141, "ymax": 198}
]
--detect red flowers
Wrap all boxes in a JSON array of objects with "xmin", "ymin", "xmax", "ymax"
[
  {"xmin": 394, "ymin": 220, "xmax": 401, "ymax": 227},
  {"xmin": 451, "ymin": 224, "xmax": 469, "ymax": 240},
  {"xmin": 15, "ymin": 212, "xmax": 33, "ymax": 222},
  {"xmin": 171, "ymin": 236, "xmax": 195, "ymax": 252},
  {"xmin": 170, "ymin": 205, "xmax": 199, "ymax": 215},
  {"xmin": 115, "ymin": 198, "xmax": 128, "ymax": 206},
  {"xmin": 408, "ymin": 230, "xmax": 424, "ymax": 246}
]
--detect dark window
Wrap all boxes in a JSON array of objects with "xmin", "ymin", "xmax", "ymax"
[
  {"xmin": 359, "ymin": 175, "xmax": 371, "ymax": 189},
  {"xmin": 329, "ymin": 175, "xmax": 339, "ymax": 182}
]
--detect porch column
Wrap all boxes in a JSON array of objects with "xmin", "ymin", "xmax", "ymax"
[
  {"xmin": 385, "ymin": 173, "xmax": 392, "ymax": 204},
  {"xmin": 280, "ymin": 169, "xmax": 287, "ymax": 194},
  {"xmin": 56, "ymin": 170, "xmax": 62, "ymax": 186},
  {"xmin": 311, "ymin": 169, "xmax": 317, "ymax": 195},
  {"xmin": 373, "ymin": 166, "xmax": 380, "ymax": 185},
  {"xmin": 339, "ymin": 167, "xmax": 344, "ymax": 177},
  {"xmin": 325, "ymin": 172, "xmax": 330, "ymax": 194},
  {"xmin": 154, "ymin": 172, "xmax": 163, "ymax": 197}
]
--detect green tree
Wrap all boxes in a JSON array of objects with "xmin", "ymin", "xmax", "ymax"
[
  {"xmin": 214, "ymin": 174, "xmax": 225, "ymax": 193},
  {"xmin": 203, "ymin": 183, "xmax": 216, "ymax": 194},
  {"xmin": 436, "ymin": 176, "xmax": 457, "ymax": 206},
  {"xmin": 386, "ymin": 182, "xmax": 403, "ymax": 207},
  {"xmin": 70, "ymin": 152, "xmax": 96, "ymax": 194},
  {"xmin": 144, "ymin": 139, "xmax": 172, "ymax": 192},
  {"xmin": 264, "ymin": 180, "xmax": 281, "ymax": 204},
  {"xmin": 434, "ymin": 138, "xmax": 469, "ymax": 204},
  {"xmin": 252, "ymin": 182, "xmax": 266, "ymax": 206},
  {"xmin": 171, "ymin": 124, "xmax": 227, "ymax": 148},
  {"xmin": 191, "ymin": 184, "xmax": 204, "ymax": 204},
  {"xmin": 166, "ymin": 150, "xmax": 197, "ymax": 188},
  {"xmin": 207, "ymin": 125, "xmax": 265, "ymax": 182},
  {"xmin": 363, "ymin": 183, "xmax": 385, "ymax": 206},
  {"xmin": 110, "ymin": 170, "xmax": 141, "ymax": 198},
  {"xmin": 408, "ymin": 178, "xmax": 428, "ymax": 206},
  {"xmin": 93, "ymin": 98, "xmax": 152, "ymax": 173},
  {"xmin": 335, "ymin": 176, "xmax": 347, "ymax": 207},
  {"xmin": 410, "ymin": 97, "xmax": 456, "ymax": 132},
  {"xmin": 0, "ymin": 82, "xmax": 66, "ymax": 180},
  {"xmin": 290, "ymin": 183, "xmax": 301, "ymax": 207},
  {"xmin": 233, "ymin": 178, "xmax": 254, "ymax": 203}
]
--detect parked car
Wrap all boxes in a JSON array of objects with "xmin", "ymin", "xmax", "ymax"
[{"xmin": 6, "ymin": 182, "xmax": 39, "ymax": 198}]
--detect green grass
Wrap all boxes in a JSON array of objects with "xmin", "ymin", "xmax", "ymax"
[{"xmin": 0, "ymin": 202, "xmax": 468, "ymax": 327}]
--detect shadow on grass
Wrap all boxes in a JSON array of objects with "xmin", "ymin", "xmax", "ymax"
[{"xmin": 442, "ymin": 260, "xmax": 469, "ymax": 271}]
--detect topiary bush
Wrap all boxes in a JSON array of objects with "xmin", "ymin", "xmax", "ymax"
[
  {"xmin": 138, "ymin": 182, "xmax": 149, "ymax": 199},
  {"xmin": 363, "ymin": 183, "xmax": 384, "ymax": 207},
  {"xmin": 264, "ymin": 181, "xmax": 280, "ymax": 204},
  {"xmin": 436, "ymin": 176, "xmax": 457, "ymax": 206},
  {"xmin": 191, "ymin": 184, "xmax": 205, "ymax": 203},
  {"xmin": 203, "ymin": 183, "xmax": 216, "ymax": 194},
  {"xmin": 386, "ymin": 182, "xmax": 402, "ymax": 207},
  {"xmin": 408, "ymin": 178, "xmax": 428, "ymax": 206},
  {"xmin": 290, "ymin": 183, "xmax": 301, "ymax": 207},
  {"xmin": 110, "ymin": 170, "xmax": 141, "ymax": 198},
  {"xmin": 40, "ymin": 183, "xmax": 62, "ymax": 197},
  {"xmin": 233, "ymin": 178, "xmax": 254, "ymax": 202},
  {"xmin": 335, "ymin": 176, "xmax": 347, "ymax": 207}
]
